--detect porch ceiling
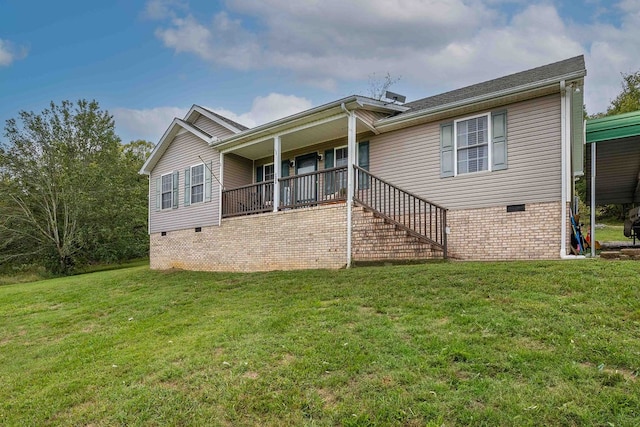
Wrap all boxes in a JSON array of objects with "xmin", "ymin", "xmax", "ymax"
[{"xmin": 225, "ymin": 115, "xmax": 373, "ymax": 160}]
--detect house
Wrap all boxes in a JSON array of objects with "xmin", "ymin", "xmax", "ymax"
[{"xmin": 140, "ymin": 55, "xmax": 587, "ymax": 271}]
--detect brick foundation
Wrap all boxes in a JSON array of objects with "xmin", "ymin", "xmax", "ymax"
[
  {"xmin": 150, "ymin": 204, "xmax": 347, "ymax": 272},
  {"xmin": 150, "ymin": 201, "xmax": 566, "ymax": 271},
  {"xmin": 446, "ymin": 201, "xmax": 563, "ymax": 260}
]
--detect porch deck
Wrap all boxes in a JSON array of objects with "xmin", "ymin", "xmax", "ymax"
[{"xmin": 221, "ymin": 165, "xmax": 448, "ymax": 257}]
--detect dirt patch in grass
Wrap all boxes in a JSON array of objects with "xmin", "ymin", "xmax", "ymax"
[
  {"xmin": 280, "ymin": 353, "xmax": 296, "ymax": 366},
  {"xmin": 317, "ymin": 388, "xmax": 337, "ymax": 409},
  {"xmin": 580, "ymin": 362, "xmax": 638, "ymax": 382},
  {"xmin": 243, "ymin": 371, "xmax": 259, "ymax": 379}
]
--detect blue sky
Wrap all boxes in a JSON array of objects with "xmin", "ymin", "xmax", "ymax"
[{"xmin": 1, "ymin": 0, "xmax": 639, "ymax": 144}]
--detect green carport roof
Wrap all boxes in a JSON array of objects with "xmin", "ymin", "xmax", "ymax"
[{"xmin": 586, "ymin": 110, "xmax": 640, "ymax": 144}]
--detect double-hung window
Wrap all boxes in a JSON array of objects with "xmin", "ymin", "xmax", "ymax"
[
  {"xmin": 440, "ymin": 111, "xmax": 507, "ymax": 177},
  {"xmin": 190, "ymin": 164, "xmax": 204, "ymax": 204},
  {"xmin": 456, "ymin": 114, "xmax": 489, "ymax": 174},
  {"xmin": 161, "ymin": 173, "xmax": 173, "ymax": 209},
  {"xmin": 334, "ymin": 146, "xmax": 348, "ymax": 192},
  {"xmin": 184, "ymin": 162, "xmax": 211, "ymax": 207}
]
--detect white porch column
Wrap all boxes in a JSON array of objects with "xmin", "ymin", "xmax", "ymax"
[
  {"xmin": 219, "ymin": 152, "xmax": 224, "ymax": 224},
  {"xmin": 273, "ymin": 135, "xmax": 281, "ymax": 212},
  {"xmin": 346, "ymin": 111, "xmax": 356, "ymax": 268}
]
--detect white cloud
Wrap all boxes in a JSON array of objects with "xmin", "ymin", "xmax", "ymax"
[
  {"xmin": 579, "ymin": 1, "xmax": 640, "ymax": 114},
  {"xmin": 0, "ymin": 39, "xmax": 28, "ymax": 67},
  {"xmin": 143, "ymin": 0, "xmax": 187, "ymax": 20},
  {"xmin": 113, "ymin": 93, "xmax": 312, "ymax": 142},
  {"xmin": 147, "ymin": 0, "xmax": 640, "ymax": 115},
  {"xmin": 208, "ymin": 93, "xmax": 313, "ymax": 128},
  {"xmin": 112, "ymin": 106, "xmax": 189, "ymax": 143}
]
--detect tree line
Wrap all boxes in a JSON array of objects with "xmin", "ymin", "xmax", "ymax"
[{"xmin": 0, "ymin": 100, "xmax": 152, "ymax": 274}]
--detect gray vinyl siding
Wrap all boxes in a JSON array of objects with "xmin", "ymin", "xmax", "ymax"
[
  {"xmin": 149, "ymin": 131, "xmax": 220, "ymax": 233},
  {"xmin": 224, "ymin": 153, "xmax": 253, "ymax": 189},
  {"xmin": 254, "ymin": 136, "xmax": 375, "ymax": 171},
  {"xmin": 195, "ymin": 115, "xmax": 238, "ymax": 139},
  {"xmin": 369, "ymin": 94, "xmax": 562, "ymax": 210}
]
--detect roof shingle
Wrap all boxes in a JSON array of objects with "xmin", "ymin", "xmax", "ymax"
[{"xmin": 403, "ymin": 55, "xmax": 586, "ymax": 113}]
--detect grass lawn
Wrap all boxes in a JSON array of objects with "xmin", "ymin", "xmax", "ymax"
[
  {"xmin": 1, "ymin": 262, "xmax": 638, "ymax": 426},
  {"xmin": 594, "ymin": 223, "xmax": 627, "ymax": 243}
]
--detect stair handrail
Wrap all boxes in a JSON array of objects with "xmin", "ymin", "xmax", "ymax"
[{"xmin": 353, "ymin": 165, "xmax": 448, "ymax": 258}]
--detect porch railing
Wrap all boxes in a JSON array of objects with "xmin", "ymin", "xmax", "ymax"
[
  {"xmin": 354, "ymin": 165, "xmax": 447, "ymax": 255},
  {"xmin": 222, "ymin": 181, "xmax": 274, "ymax": 217},
  {"xmin": 221, "ymin": 166, "xmax": 348, "ymax": 217},
  {"xmin": 279, "ymin": 166, "xmax": 348, "ymax": 209}
]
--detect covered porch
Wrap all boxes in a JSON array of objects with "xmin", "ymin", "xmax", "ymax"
[
  {"xmin": 216, "ymin": 96, "xmax": 399, "ymax": 218},
  {"xmin": 213, "ymin": 96, "xmax": 448, "ymax": 259}
]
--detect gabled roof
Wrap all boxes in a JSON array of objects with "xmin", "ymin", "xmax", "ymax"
[
  {"xmin": 405, "ymin": 56, "xmax": 585, "ymax": 113},
  {"xmin": 139, "ymin": 104, "xmax": 246, "ymax": 175},
  {"xmin": 199, "ymin": 106, "xmax": 249, "ymax": 132},
  {"xmin": 212, "ymin": 95, "xmax": 408, "ymax": 151},
  {"xmin": 185, "ymin": 105, "xmax": 248, "ymax": 133},
  {"xmin": 377, "ymin": 55, "xmax": 586, "ymax": 130}
]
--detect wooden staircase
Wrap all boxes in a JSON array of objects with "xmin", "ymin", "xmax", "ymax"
[
  {"xmin": 352, "ymin": 166, "xmax": 448, "ymax": 262},
  {"xmin": 351, "ymin": 207, "xmax": 446, "ymax": 263}
]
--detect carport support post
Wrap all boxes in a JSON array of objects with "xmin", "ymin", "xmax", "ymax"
[
  {"xmin": 273, "ymin": 135, "xmax": 281, "ymax": 212},
  {"xmin": 591, "ymin": 141, "xmax": 596, "ymax": 257}
]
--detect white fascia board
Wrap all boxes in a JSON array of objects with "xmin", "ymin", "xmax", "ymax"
[
  {"xmin": 139, "ymin": 118, "xmax": 218, "ymax": 175},
  {"xmin": 175, "ymin": 119, "xmax": 216, "ymax": 143},
  {"xmin": 218, "ymin": 113, "xmax": 347, "ymax": 154},
  {"xmin": 356, "ymin": 114, "xmax": 380, "ymax": 135},
  {"xmin": 376, "ymin": 71, "xmax": 586, "ymax": 130},
  {"xmin": 355, "ymin": 97, "xmax": 409, "ymax": 112},
  {"xmin": 212, "ymin": 96, "xmax": 402, "ymax": 150},
  {"xmin": 139, "ymin": 118, "xmax": 182, "ymax": 175},
  {"xmin": 187, "ymin": 105, "xmax": 244, "ymax": 134}
]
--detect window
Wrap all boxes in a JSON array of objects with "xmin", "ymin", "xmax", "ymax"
[
  {"xmin": 256, "ymin": 163, "xmax": 275, "ymax": 206},
  {"xmin": 190, "ymin": 164, "xmax": 204, "ymax": 204},
  {"xmin": 184, "ymin": 162, "xmax": 212, "ymax": 206},
  {"xmin": 263, "ymin": 163, "xmax": 274, "ymax": 182},
  {"xmin": 440, "ymin": 111, "xmax": 507, "ymax": 178},
  {"xmin": 456, "ymin": 115, "xmax": 489, "ymax": 174},
  {"xmin": 157, "ymin": 171, "xmax": 178, "ymax": 210},
  {"xmin": 161, "ymin": 173, "xmax": 173, "ymax": 209},
  {"xmin": 334, "ymin": 146, "xmax": 348, "ymax": 192},
  {"xmin": 335, "ymin": 146, "xmax": 348, "ymax": 167}
]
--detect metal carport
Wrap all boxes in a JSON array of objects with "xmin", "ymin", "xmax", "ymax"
[{"xmin": 586, "ymin": 110, "xmax": 640, "ymax": 256}]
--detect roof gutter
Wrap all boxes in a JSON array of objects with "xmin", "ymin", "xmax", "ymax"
[
  {"xmin": 212, "ymin": 96, "xmax": 405, "ymax": 150},
  {"xmin": 376, "ymin": 70, "xmax": 586, "ymax": 130}
]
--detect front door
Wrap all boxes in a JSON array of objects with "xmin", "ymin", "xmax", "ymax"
[{"xmin": 295, "ymin": 153, "xmax": 318, "ymax": 203}]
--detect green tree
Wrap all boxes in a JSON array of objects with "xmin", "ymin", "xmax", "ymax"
[
  {"xmin": 0, "ymin": 100, "xmax": 150, "ymax": 273},
  {"xmin": 606, "ymin": 71, "xmax": 640, "ymax": 116}
]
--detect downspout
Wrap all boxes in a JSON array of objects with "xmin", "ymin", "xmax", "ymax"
[
  {"xmin": 147, "ymin": 174, "xmax": 151, "ymax": 235},
  {"xmin": 560, "ymin": 80, "xmax": 568, "ymax": 258},
  {"xmin": 560, "ymin": 80, "xmax": 584, "ymax": 259},
  {"xmin": 341, "ymin": 102, "xmax": 353, "ymax": 268},
  {"xmin": 219, "ymin": 152, "xmax": 224, "ymax": 225},
  {"xmin": 590, "ymin": 141, "xmax": 596, "ymax": 257}
]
